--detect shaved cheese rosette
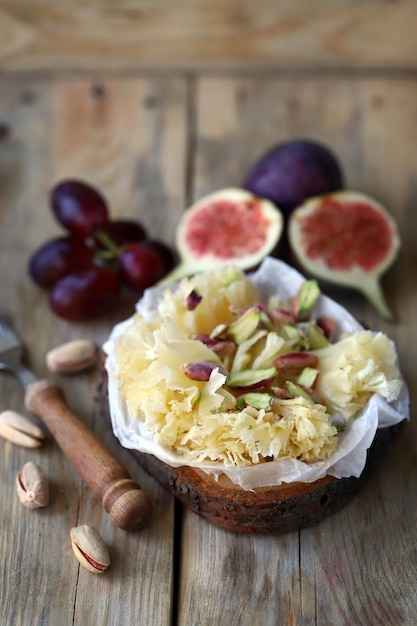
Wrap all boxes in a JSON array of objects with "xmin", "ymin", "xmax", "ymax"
[
  {"xmin": 315, "ymin": 331, "xmax": 404, "ymax": 420},
  {"xmin": 104, "ymin": 258, "xmax": 409, "ymax": 489}
]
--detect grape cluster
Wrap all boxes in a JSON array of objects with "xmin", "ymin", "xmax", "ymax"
[{"xmin": 28, "ymin": 180, "xmax": 175, "ymax": 321}]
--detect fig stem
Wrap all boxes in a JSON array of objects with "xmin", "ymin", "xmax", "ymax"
[
  {"xmin": 158, "ymin": 261, "xmax": 199, "ymax": 286},
  {"xmin": 359, "ymin": 277, "xmax": 393, "ymax": 319}
]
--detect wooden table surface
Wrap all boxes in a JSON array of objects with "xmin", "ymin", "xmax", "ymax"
[{"xmin": 1, "ymin": 3, "xmax": 416, "ymax": 625}]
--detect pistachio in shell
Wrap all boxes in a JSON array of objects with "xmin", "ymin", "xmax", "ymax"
[
  {"xmin": 70, "ymin": 525, "xmax": 110, "ymax": 574},
  {"xmin": 16, "ymin": 461, "xmax": 49, "ymax": 509}
]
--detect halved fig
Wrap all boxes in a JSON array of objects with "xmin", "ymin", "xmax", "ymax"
[
  {"xmin": 160, "ymin": 188, "xmax": 284, "ymax": 284},
  {"xmin": 288, "ymin": 191, "xmax": 401, "ymax": 318}
]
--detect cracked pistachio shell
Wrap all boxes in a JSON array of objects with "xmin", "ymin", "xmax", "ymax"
[
  {"xmin": 16, "ymin": 461, "xmax": 49, "ymax": 509},
  {"xmin": 70, "ymin": 525, "xmax": 110, "ymax": 574},
  {"xmin": 0, "ymin": 410, "xmax": 45, "ymax": 448}
]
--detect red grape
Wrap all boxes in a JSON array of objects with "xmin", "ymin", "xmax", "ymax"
[
  {"xmin": 51, "ymin": 179, "xmax": 109, "ymax": 238},
  {"xmin": 29, "ymin": 177, "xmax": 176, "ymax": 320},
  {"xmin": 120, "ymin": 242, "xmax": 167, "ymax": 292},
  {"xmin": 49, "ymin": 266, "xmax": 120, "ymax": 320},
  {"xmin": 28, "ymin": 237, "xmax": 94, "ymax": 288},
  {"xmin": 93, "ymin": 219, "xmax": 147, "ymax": 249},
  {"xmin": 139, "ymin": 239, "xmax": 177, "ymax": 273}
]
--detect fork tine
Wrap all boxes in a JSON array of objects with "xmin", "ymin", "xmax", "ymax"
[
  {"xmin": 0, "ymin": 315, "xmax": 16, "ymax": 336},
  {"xmin": 0, "ymin": 315, "xmax": 36, "ymax": 388},
  {"xmin": 0, "ymin": 315, "xmax": 23, "ymax": 354},
  {"xmin": 0, "ymin": 315, "xmax": 14, "ymax": 332}
]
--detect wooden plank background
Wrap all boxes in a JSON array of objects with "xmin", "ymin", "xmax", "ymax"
[
  {"xmin": 1, "ymin": 70, "xmax": 416, "ymax": 626},
  {"xmin": 0, "ymin": 1, "xmax": 416, "ymax": 624},
  {"xmin": 0, "ymin": 75, "xmax": 183, "ymax": 625},
  {"xmin": 179, "ymin": 74, "xmax": 417, "ymax": 625},
  {"xmin": 0, "ymin": 0, "xmax": 417, "ymax": 72}
]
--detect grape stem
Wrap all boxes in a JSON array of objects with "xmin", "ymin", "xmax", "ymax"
[{"xmin": 93, "ymin": 231, "xmax": 121, "ymax": 261}]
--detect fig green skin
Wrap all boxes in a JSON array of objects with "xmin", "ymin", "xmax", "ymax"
[{"xmin": 243, "ymin": 139, "xmax": 344, "ymax": 216}]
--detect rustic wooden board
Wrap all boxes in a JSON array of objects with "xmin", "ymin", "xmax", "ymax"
[
  {"xmin": 0, "ymin": 75, "xmax": 188, "ymax": 625},
  {"xmin": 178, "ymin": 75, "xmax": 417, "ymax": 625},
  {"xmin": 0, "ymin": 1, "xmax": 417, "ymax": 72},
  {"xmin": 0, "ymin": 71, "xmax": 416, "ymax": 625}
]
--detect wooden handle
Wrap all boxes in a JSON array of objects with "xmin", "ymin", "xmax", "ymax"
[{"xmin": 25, "ymin": 380, "xmax": 152, "ymax": 532}]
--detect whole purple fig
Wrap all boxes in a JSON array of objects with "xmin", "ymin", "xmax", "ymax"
[{"xmin": 243, "ymin": 139, "xmax": 344, "ymax": 216}]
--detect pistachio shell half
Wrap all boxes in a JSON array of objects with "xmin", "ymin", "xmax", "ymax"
[
  {"xmin": 70, "ymin": 525, "xmax": 110, "ymax": 574},
  {"xmin": 46, "ymin": 339, "xmax": 98, "ymax": 374},
  {"xmin": 0, "ymin": 410, "xmax": 45, "ymax": 448}
]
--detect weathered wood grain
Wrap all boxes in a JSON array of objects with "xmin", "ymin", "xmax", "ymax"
[
  {"xmin": 1, "ymin": 70, "xmax": 416, "ymax": 625},
  {"xmin": 178, "ymin": 75, "xmax": 417, "ymax": 625},
  {"xmin": 0, "ymin": 1, "xmax": 417, "ymax": 73},
  {"xmin": 178, "ymin": 516, "xmax": 302, "ymax": 626},
  {"xmin": 0, "ymin": 76, "xmax": 188, "ymax": 625}
]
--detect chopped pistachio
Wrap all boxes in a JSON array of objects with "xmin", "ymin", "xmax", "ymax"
[
  {"xmin": 192, "ymin": 333, "xmax": 211, "ymax": 343},
  {"xmin": 227, "ymin": 309, "xmax": 261, "ymax": 344},
  {"xmin": 317, "ymin": 315, "xmax": 337, "ymax": 340},
  {"xmin": 271, "ymin": 386, "xmax": 291, "ymax": 399},
  {"xmin": 297, "ymin": 367, "xmax": 319, "ymax": 388},
  {"xmin": 181, "ymin": 361, "xmax": 229, "ymax": 382},
  {"xmin": 274, "ymin": 352, "xmax": 319, "ymax": 376},
  {"xmin": 221, "ymin": 267, "xmax": 240, "ymax": 286},
  {"xmin": 300, "ymin": 322, "xmax": 330, "ymax": 349},
  {"xmin": 211, "ymin": 341, "xmax": 236, "ymax": 356},
  {"xmin": 283, "ymin": 324, "xmax": 309, "ymax": 349},
  {"xmin": 192, "ymin": 334, "xmax": 236, "ymax": 356},
  {"xmin": 227, "ymin": 304, "xmax": 274, "ymax": 345},
  {"xmin": 294, "ymin": 280, "xmax": 321, "ymax": 321},
  {"xmin": 210, "ymin": 323, "xmax": 229, "ymax": 340},
  {"xmin": 270, "ymin": 308, "xmax": 296, "ymax": 325},
  {"xmin": 286, "ymin": 381, "xmax": 316, "ymax": 404},
  {"xmin": 286, "ymin": 381, "xmax": 324, "ymax": 405},
  {"xmin": 185, "ymin": 288, "xmax": 202, "ymax": 311},
  {"xmin": 191, "ymin": 390, "xmax": 202, "ymax": 408},
  {"xmin": 256, "ymin": 303, "xmax": 274, "ymax": 330},
  {"xmin": 237, "ymin": 392, "xmax": 274, "ymax": 411},
  {"xmin": 226, "ymin": 366, "xmax": 277, "ymax": 389}
]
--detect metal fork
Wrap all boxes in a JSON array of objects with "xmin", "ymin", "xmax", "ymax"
[
  {"xmin": 0, "ymin": 314, "xmax": 152, "ymax": 531},
  {"xmin": 0, "ymin": 315, "xmax": 38, "ymax": 388}
]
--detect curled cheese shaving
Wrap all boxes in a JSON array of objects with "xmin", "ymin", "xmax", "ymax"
[{"xmin": 115, "ymin": 267, "xmax": 403, "ymax": 467}]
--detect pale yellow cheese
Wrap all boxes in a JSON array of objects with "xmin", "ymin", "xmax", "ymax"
[
  {"xmin": 314, "ymin": 331, "xmax": 403, "ymax": 422},
  {"xmin": 114, "ymin": 268, "xmax": 402, "ymax": 467}
]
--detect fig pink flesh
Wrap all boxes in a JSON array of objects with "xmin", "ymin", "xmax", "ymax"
[
  {"xmin": 299, "ymin": 198, "xmax": 393, "ymax": 271},
  {"xmin": 184, "ymin": 198, "xmax": 273, "ymax": 259}
]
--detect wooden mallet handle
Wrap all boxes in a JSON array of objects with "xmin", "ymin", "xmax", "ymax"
[{"xmin": 25, "ymin": 380, "xmax": 152, "ymax": 532}]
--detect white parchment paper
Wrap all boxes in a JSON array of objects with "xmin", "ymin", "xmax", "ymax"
[{"xmin": 103, "ymin": 257, "xmax": 409, "ymax": 490}]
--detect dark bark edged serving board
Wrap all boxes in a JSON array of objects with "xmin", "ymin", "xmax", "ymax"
[{"xmin": 97, "ymin": 379, "xmax": 401, "ymax": 534}]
